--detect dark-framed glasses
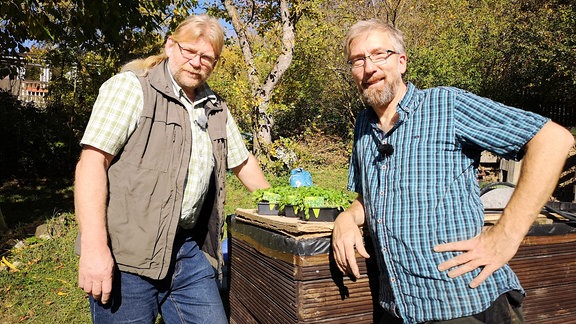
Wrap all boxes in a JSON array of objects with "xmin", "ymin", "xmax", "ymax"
[
  {"xmin": 176, "ymin": 42, "xmax": 217, "ymax": 67},
  {"xmin": 347, "ymin": 50, "xmax": 398, "ymax": 68}
]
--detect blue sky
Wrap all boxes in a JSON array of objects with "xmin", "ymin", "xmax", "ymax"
[{"xmin": 194, "ymin": 0, "xmax": 235, "ymax": 35}]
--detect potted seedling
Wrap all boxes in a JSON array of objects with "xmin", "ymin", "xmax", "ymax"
[
  {"xmin": 254, "ymin": 186, "xmax": 352, "ymax": 222},
  {"xmin": 253, "ymin": 190, "xmax": 282, "ymax": 215},
  {"xmin": 252, "ymin": 185, "xmax": 298, "ymax": 215},
  {"xmin": 282, "ymin": 194, "xmax": 300, "ymax": 218},
  {"xmin": 297, "ymin": 186, "xmax": 351, "ymax": 222}
]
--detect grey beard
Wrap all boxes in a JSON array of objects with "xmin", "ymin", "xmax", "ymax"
[{"xmin": 361, "ymin": 81, "xmax": 398, "ymax": 108}]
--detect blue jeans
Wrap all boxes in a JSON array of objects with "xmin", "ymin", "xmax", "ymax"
[{"xmin": 89, "ymin": 232, "xmax": 228, "ymax": 324}]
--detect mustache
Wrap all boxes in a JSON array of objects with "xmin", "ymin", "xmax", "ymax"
[{"xmin": 185, "ymin": 68, "xmax": 203, "ymax": 75}]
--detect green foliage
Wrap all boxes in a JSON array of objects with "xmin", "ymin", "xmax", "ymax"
[
  {"xmin": 0, "ymin": 1, "xmax": 201, "ymax": 180},
  {"xmin": 270, "ymin": 2, "xmax": 360, "ymax": 139},
  {"xmin": 260, "ymin": 137, "xmax": 299, "ymax": 173},
  {"xmin": 225, "ymin": 169, "xmax": 289, "ymax": 216},
  {"xmin": 224, "ymin": 142, "xmax": 351, "ymax": 216},
  {"xmin": 402, "ymin": 0, "xmax": 488, "ymax": 91},
  {"xmin": 0, "ymin": 90, "xmax": 80, "ymax": 180},
  {"xmin": 252, "ymin": 185, "xmax": 352, "ymax": 215},
  {"xmin": 210, "ymin": 47, "xmax": 255, "ymax": 131},
  {"xmin": 1, "ymin": 0, "xmax": 198, "ymax": 111},
  {"xmin": 476, "ymin": 0, "xmax": 576, "ymax": 125},
  {"xmin": 400, "ymin": 0, "xmax": 576, "ymax": 125},
  {"xmin": 252, "ymin": 185, "xmax": 293, "ymax": 204},
  {"xmin": 0, "ymin": 0, "xmax": 196, "ymax": 57}
]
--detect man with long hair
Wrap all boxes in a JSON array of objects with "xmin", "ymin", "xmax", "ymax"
[{"xmin": 74, "ymin": 15, "xmax": 269, "ymax": 323}]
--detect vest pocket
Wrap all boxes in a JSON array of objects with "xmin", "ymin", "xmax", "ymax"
[
  {"xmin": 107, "ymin": 166, "xmax": 168, "ymax": 269},
  {"xmin": 120, "ymin": 119, "xmax": 183, "ymax": 173}
]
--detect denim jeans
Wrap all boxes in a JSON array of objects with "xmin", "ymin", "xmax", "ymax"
[{"xmin": 89, "ymin": 232, "xmax": 228, "ymax": 324}]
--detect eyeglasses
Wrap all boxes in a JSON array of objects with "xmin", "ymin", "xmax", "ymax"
[
  {"xmin": 176, "ymin": 42, "xmax": 217, "ymax": 67},
  {"xmin": 347, "ymin": 50, "xmax": 398, "ymax": 68}
]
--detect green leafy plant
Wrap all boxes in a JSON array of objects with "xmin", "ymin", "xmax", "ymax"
[{"xmin": 252, "ymin": 185, "xmax": 352, "ymax": 215}]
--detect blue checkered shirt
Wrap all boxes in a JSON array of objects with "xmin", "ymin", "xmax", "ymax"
[{"xmin": 348, "ymin": 82, "xmax": 548, "ymax": 323}]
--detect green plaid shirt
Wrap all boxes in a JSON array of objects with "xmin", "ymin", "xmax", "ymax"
[{"xmin": 81, "ymin": 70, "xmax": 249, "ymax": 227}]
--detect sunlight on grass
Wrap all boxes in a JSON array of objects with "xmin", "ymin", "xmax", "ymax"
[{"xmin": 0, "ymin": 213, "xmax": 90, "ymax": 323}]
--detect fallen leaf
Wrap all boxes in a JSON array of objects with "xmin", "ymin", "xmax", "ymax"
[{"xmin": 1, "ymin": 256, "xmax": 19, "ymax": 272}]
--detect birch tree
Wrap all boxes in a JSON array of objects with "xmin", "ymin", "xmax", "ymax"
[{"xmin": 222, "ymin": 0, "xmax": 304, "ymax": 157}]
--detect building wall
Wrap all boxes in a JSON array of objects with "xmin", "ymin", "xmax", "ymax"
[{"xmin": 0, "ymin": 58, "xmax": 50, "ymax": 107}]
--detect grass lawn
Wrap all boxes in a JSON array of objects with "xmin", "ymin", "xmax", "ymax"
[{"xmin": 0, "ymin": 178, "xmax": 82, "ymax": 323}]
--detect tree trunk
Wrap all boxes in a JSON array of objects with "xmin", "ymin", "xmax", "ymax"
[
  {"xmin": 253, "ymin": 101, "xmax": 274, "ymax": 156},
  {"xmin": 223, "ymin": 0, "xmax": 299, "ymax": 157}
]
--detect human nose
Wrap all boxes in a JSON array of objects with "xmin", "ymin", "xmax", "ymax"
[
  {"xmin": 363, "ymin": 56, "xmax": 378, "ymax": 71},
  {"xmin": 188, "ymin": 53, "xmax": 202, "ymax": 66}
]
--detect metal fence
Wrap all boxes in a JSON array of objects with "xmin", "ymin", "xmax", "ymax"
[{"xmin": 535, "ymin": 105, "xmax": 576, "ymax": 128}]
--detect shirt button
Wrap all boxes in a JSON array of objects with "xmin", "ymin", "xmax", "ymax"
[
  {"xmin": 379, "ymin": 190, "xmax": 384, "ymax": 196},
  {"xmin": 377, "ymin": 219, "xmax": 382, "ymax": 223},
  {"xmin": 390, "ymin": 277, "xmax": 396, "ymax": 283},
  {"xmin": 382, "ymin": 165, "xmax": 387, "ymax": 170},
  {"xmin": 382, "ymin": 247, "xmax": 387, "ymax": 253}
]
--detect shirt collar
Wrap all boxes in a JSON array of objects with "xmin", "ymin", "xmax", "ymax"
[
  {"xmin": 383, "ymin": 81, "xmax": 420, "ymax": 125},
  {"xmin": 194, "ymin": 83, "xmax": 218, "ymax": 106},
  {"xmin": 397, "ymin": 82, "xmax": 419, "ymax": 115}
]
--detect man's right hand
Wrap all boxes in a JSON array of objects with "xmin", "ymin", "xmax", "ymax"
[
  {"xmin": 332, "ymin": 209, "xmax": 369, "ymax": 279},
  {"xmin": 74, "ymin": 146, "xmax": 116, "ymax": 304},
  {"xmin": 78, "ymin": 246, "xmax": 114, "ymax": 304}
]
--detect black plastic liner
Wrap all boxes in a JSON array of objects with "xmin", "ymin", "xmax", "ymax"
[
  {"xmin": 228, "ymin": 214, "xmax": 332, "ymax": 256},
  {"xmin": 485, "ymin": 200, "xmax": 576, "ymax": 235},
  {"xmin": 546, "ymin": 201, "xmax": 576, "ymax": 212}
]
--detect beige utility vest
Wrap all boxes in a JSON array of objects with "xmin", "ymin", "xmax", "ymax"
[{"xmin": 104, "ymin": 61, "xmax": 228, "ymax": 280}]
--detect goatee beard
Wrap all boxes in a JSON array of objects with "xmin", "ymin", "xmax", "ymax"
[{"xmin": 361, "ymin": 80, "xmax": 399, "ymax": 108}]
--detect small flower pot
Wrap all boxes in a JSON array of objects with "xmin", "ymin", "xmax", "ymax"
[
  {"xmin": 300, "ymin": 207, "xmax": 342, "ymax": 222},
  {"xmin": 257, "ymin": 202, "xmax": 282, "ymax": 215},
  {"xmin": 283, "ymin": 205, "xmax": 301, "ymax": 218}
]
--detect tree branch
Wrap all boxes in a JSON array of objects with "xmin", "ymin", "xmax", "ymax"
[{"xmin": 223, "ymin": 0, "xmax": 261, "ymax": 93}]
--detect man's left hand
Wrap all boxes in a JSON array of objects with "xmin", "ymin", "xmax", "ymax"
[{"xmin": 433, "ymin": 224, "xmax": 523, "ymax": 288}]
